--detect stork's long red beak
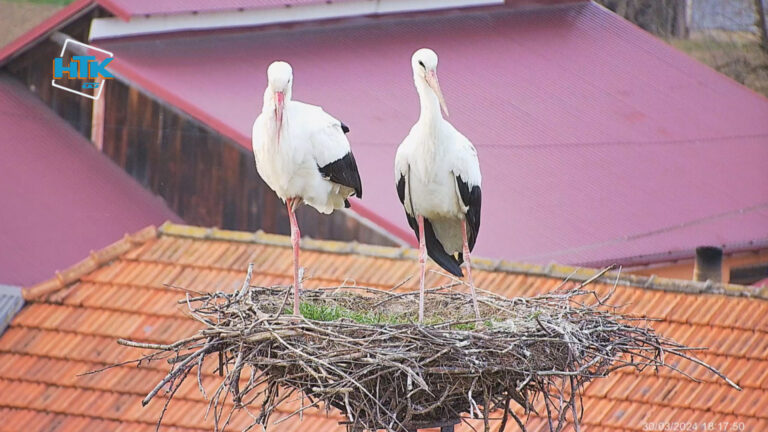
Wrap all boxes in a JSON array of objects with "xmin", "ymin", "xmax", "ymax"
[
  {"xmin": 275, "ymin": 91, "xmax": 284, "ymax": 144},
  {"xmin": 425, "ymin": 70, "xmax": 449, "ymax": 117}
]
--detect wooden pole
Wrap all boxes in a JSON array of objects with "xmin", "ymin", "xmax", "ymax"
[
  {"xmin": 91, "ymin": 77, "xmax": 105, "ymax": 151},
  {"xmin": 673, "ymin": 0, "xmax": 688, "ymax": 38}
]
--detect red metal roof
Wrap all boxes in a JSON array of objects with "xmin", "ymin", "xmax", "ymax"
[
  {"xmin": 0, "ymin": 75, "xmax": 181, "ymax": 286},
  {"xmin": 93, "ymin": 2, "xmax": 768, "ymax": 266}
]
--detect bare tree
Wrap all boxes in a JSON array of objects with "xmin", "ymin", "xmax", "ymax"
[
  {"xmin": 598, "ymin": 0, "xmax": 688, "ymax": 38},
  {"xmin": 755, "ymin": 0, "xmax": 768, "ymax": 53}
]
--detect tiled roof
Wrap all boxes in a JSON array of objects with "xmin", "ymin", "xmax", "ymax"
[{"xmin": 1, "ymin": 223, "xmax": 766, "ymax": 431}]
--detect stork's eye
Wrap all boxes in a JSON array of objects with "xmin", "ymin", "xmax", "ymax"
[{"xmin": 418, "ymin": 60, "xmax": 425, "ymax": 69}]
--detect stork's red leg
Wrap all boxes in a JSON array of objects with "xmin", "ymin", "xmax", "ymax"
[
  {"xmin": 287, "ymin": 198, "xmax": 301, "ymax": 315},
  {"xmin": 417, "ymin": 215, "xmax": 426, "ymax": 323},
  {"xmin": 462, "ymin": 221, "xmax": 480, "ymax": 320}
]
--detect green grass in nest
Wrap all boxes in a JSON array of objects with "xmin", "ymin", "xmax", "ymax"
[
  {"xmin": 298, "ymin": 302, "xmax": 405, "ymax": 325},
  {"xmin": 288, "ymin": 302, "xmax": 491, "ymax": 330}
]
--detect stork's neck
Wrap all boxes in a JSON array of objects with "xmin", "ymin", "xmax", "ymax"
[
  {"xmin": 261, "ymin": 87, "xmax": 291, "ymax": 147},
  {"xmin": 262, "ymin": 88, "xmax": 277, "ymax": 114},
  {"xmin": 415, "ymin": 75, "xmax": 442, "ymax": 130},
  {"xmin": 262, "ymin": 87, "xmax": 292, "ymax": 112}
]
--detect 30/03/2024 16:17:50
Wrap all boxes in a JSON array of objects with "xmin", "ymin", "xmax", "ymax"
[{"xmin": 643, "ymin": 422, "xmax": 746, "ymax": 431}]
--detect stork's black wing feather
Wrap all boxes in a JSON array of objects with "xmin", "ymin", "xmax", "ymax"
[
  {"xmin": 318, "ymin": 152, "xmax": 362, "ymax": 198},
  {"xmin": 340, "ymin": 122, "xmax": 350, "ymax": 134},
  {"xmin": 456, "ymin": 175, "xmax": 482, "ymax": 251},
  {"xmin": 397, "ymin": 174, "xmax": 463, "ymax": 277},
  {"xmin": 397, "ymin": 174, "xmax": 417, "ymax": 233},
  {"xmin": 422, "ymin": 218, "xmax": 463, "ymax": 277}
]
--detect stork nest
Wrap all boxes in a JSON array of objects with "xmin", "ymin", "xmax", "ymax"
[{"xmin": 113, "ymin": 265, "xmax": 738, "ymax": 432}]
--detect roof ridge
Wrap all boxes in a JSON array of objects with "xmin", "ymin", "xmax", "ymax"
[
  {"xmin": 157, "ymin": 222, "xmax": 768, "ymax": 300},
  {"xmin": 22, "ymin": 225, "xmax": 159, "ymax": 300}
]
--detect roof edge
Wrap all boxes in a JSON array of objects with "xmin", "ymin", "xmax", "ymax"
[
  {"xmin": 157, "ymin": 222, "xmax": 767, "ymax": 300},
  {"xmin": 22, "ymin": 225, "xmax": 159, "ymax": 300},
  {"xmin": 95, "ymin": 0, "xmax": 132, "ymax": 21}
]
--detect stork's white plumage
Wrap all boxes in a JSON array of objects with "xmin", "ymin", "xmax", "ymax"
[
  {"xmin": 253, "ymin": 61, "xmax": 362, "ymax": 315},
  {"xmin": 394, "ymin": 48, "xmax": 482, "ymax": 322}
]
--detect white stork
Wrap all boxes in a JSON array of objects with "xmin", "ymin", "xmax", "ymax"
[
  {"xmin": 252, "ymin": 61, "xmax": 362, "ymax": 315},
  {"xmin": 394, "ymin": 48, "xmax": 482, "ymax": 322}
]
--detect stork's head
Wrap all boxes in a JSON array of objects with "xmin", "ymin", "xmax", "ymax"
[
  {"xmin": 266, "ymin": 61, "xmax": 293, "ymax": 137},
  {"xmin": 411, "ymin": 48, "xmax": 448, "ymax": 117}
]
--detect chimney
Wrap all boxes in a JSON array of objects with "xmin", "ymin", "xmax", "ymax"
[{"xmin": 693, "ymin": 246, "xmax": 723, "ymax": 283}]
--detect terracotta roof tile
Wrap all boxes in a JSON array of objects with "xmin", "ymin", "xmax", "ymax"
[
  {"xmin": 598, "ymin": 400, "xmax": 636, "ymax": 428},
  {"xmin": 709, "ymin": 297, "xmax": 751, "ymax": 328},
  {"xmin": 721, "ymin": 330, "xmax": 758, "ymax": 358},
  {"xmin": 738, "ymin": 301, "xmax": 768, "ymax": 330},
  {"xmin": 1, "ymin": 223, "xmax": 766, "ymax": 431},
  {"xmin": 639, "ymin": 291, "xmax": 683, "ymax": 319},
  {"xmin": 739, "ymin": 362, "xmax": 768, "ymax": 389},
  {"xmin": 744, "ymin": 331, "xmax": 768, "ymax": 359},
  {"xmin": 605, "ymin": 376, "xmax": 640, "ymax": 401},
  {"xmin": 686, "ymin": 296, "xmax": 725, "ymax": 325}
]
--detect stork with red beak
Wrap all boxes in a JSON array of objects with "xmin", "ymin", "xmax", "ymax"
[
  {"xmin": 395, "ymin": 48, "xmax": 483, "ymax": 322},
  {"xmin": 252, "ymin": 61, "xmax": 362, "ymax": 315}
]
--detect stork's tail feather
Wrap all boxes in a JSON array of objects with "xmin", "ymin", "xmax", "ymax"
[{"xmin": 423, "ymin": 218, "xmax": 463, "ymax": 277}]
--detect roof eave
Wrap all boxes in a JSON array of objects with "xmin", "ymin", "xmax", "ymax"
[{"xmin": 94, "ymin": 0, "xmax": 132, "ymax": 21}]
